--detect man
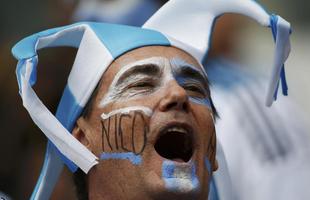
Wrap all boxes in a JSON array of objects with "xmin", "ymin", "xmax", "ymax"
[
  {"xmin": 72, "ymin": 45, "xmax": 218, "ymax": 199},
  {"xmin": 12, "ymin": 0, "xmax": 291, "ymax": 199}
]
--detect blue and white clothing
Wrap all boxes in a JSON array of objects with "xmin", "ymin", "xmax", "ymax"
[{"xmin": 207, "ymin": 58, "xmax": 310, "ymax": 200}]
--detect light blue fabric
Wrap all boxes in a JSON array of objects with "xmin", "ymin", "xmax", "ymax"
[
  {"xmin": 12, "ymin": 22, "xmax": 170, "ymax": 61},
  {"xmin": 270, "ymin": 14, "xmax": 289, "ymax": 100},
  {"xmin": 87, "ymin": 22, "xmax": 170, "ymax": 58},
  {"xmin": 56, "ymin": 23, "xmax": 169, "ymax": 171},
  {"xmin": 56, "ymin": 86, "xmax": 83, "ymax": 131},
  {"xmin": 12, "ymin": 24, "xmax": 82, "ymax": 60},
  {"xmin": 13, "ymin": 22, "xmax": 171, "ymax": 173},
  {"xmin": 55, "ymin": 86, "xmax": 84, "ymax": 171},
  {"xmin": 208, "ymin": 177, "xmax": 220, "ymax": 200},
  {"xmin": 16, "ymin": 56, "xmax": 38, "ymax": 92}
]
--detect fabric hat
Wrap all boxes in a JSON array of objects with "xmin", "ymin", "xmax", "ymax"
[{"xmin": 12, "ymin": 0, "xmax": 291, "ymax": 199}]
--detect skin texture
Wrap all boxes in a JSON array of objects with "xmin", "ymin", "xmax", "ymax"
[{"xmin": 73, "ymin": 46, "xmax": 217, "ymax": 200}]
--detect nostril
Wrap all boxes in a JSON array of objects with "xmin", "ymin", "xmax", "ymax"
[
  {"xmin": 182, "ymin": 102, "xmax": 189, "ymax": 111},
  {"xmin": 166, "ymin": 102, "xmax": 178, "ymax": 110},
  {"xmin": 164, "ymin": 101, "xmax": 189, "ymax": 111}
]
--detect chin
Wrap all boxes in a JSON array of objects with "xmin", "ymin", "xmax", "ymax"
[
  {"xmin": 139, "ymin": 118, "xmax": 210, "ymax": 200},
  {"xmin": 145, "ymin": 157, "xmax": 209, "ymax": 200},
  {"xmin": 143, "ymin": 163, "xmax": 207, "ymax": 200},
  {"xmin": 141, "ymin": 138, "xmax": 209, "ymax": 200}
]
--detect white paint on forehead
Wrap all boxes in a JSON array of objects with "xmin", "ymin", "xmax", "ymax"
[
  {"xmin": 99, "ymin": 57, "xmax": 171, "ymax": 108},
  {"xmin": 101, "ymin": 106, "xmax": 153, "ymax": 120},
  {"xmin": 109, "ymin": 56, "xmax": 169, "ymax": 88}
]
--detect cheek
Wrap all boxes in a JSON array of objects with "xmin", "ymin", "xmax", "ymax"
[
  {"xmin": 192, "ymin": 104, "xmax": 215, "ymax": 136},
  {"xmin": 191, "ymin": 104, "xmax": 216, "ymax": 163},
  {"xmin": 100, "ymin": 111, "xmax": 150, "ymax": 155}
]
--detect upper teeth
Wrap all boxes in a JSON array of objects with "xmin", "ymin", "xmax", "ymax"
[{"xmin": 166, "ymin": 127, "xmax": 188, "ymax": 134}]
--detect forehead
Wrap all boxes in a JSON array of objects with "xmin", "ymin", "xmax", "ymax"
[{"xmin": 109, "ymin": 46, "xmax": 202, "ymax": 73}]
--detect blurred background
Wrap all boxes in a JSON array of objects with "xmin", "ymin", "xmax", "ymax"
[{"xmin": 0, "ymin": 0, "xmax": 309, "ymax": 199}]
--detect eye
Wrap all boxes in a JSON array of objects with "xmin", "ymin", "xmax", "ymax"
[
  {"xmin": 128, "ymin": 81, "xmax": 154, "ymax": 89},
  {"xmin": 184, "ymin": 84, "xmax": 206, "ymax": 97}
]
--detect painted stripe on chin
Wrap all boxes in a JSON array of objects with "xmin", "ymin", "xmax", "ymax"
[{"xmin": 162, "ymin": 160, "xmax": 199, "ymax": 192}]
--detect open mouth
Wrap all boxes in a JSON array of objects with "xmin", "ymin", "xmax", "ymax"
[{"xmin": 154, "ymin": 125, "xmax": 194, "ymax": 163}]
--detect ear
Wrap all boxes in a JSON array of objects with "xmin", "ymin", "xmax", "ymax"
[
  {"xmin": 213, "ymin": 159, "xmax": 219, "ymax": 172},
  {"xmin": 72, "ymin": 117, "xmax": 92, "ymax": 149}
]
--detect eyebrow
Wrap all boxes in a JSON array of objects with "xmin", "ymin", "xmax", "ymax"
[
  {"xmin": 171, "ymin": 60, "xmax": 218, "ymax": 117},
  {"xmin": 115, "ymin": 63, "xmax": 161, "ymax": 86},
  {"xmin": 173, "ymin": 64, "xmax": 210, "ymax": 93}
]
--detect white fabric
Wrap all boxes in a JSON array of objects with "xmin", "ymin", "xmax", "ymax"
[
  {"xmin": 216, "ymin": 86, "xmax": 310, "ymax": 200},
  {"xmin": 144, "ymin": 0, "xmax": 291, "ymax": 108},
  {"xmin": 18, "ymin": 26, "xmax": 105, "ymax": 173},
  {"xmin": 24, "ymin": 24, "xmax": 114, "ymax": 200},
  {"xmin": 68, "ymin": 25, "xmax": 114, "ymax": 107},
  {"xmin": 20, "ymin": 58, "xmax": 98, "ymax": 172},
  {"xmin": 208, "ymin": 59, "xmax": 310, "ymax": 200},
  {"xmin": 212, "ymin": 141, "xmax": 236, "ymax": 200},
  {"xmin": 266, "ymin": 16, "xmax": 291, "ymax": 106},
  {"xmin": 143, "ymin": 0, "xmax": 270, "ymax": 61},
  {"xmin": 37, "ymin": 26, "xmax": 84, "ymax": 49}
]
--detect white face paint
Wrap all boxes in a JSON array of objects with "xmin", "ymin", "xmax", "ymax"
[
  {"xmin": 99, "ymin": 57, "xmax": 170, "ymax": 108},
  {"xmin": 101, "ymin": 106, "xmax": 153, "ymax": 120},
  {"xmin": 99, "ymin": 56, "xmax": 212, "ymax": 110},
  {"xmin": 162, "ymin": 160, "xmax": 199, "ymax": 193}
]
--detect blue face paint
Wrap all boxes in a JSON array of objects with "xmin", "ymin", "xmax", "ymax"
[
  {"xmin": 100, "ymin": 152, "xmax": 142, "ymax": 165},
  {"xmin": 170, "ymin": 59, "xmax": 212, "ymax": 108},
  {"xmin": 189, "ymin": 96, "xmax": 211, "ymax": 108},
  {"xmin": 174, "ymin": 76, "xmax": 212, "ymax": 108},
  {"xmin": 162, "ymin": 160, "xmax": 199, "ymax": 192}
]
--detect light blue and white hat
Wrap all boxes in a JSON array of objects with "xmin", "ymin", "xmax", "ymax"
[{"xmin": 12, "ymin": 0, "xmax": 291, "ymax": 199}]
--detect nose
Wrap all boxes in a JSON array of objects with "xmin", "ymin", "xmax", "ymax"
[{"xmin": 159, "ymin": 80, "xmax": 189, "ymax": 112}]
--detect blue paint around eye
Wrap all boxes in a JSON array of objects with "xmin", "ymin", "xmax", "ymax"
[
  {"xmin": 174, "ymin": 76, "xmax": 211, "ymax": 108},
  {"xmin": 162, "ymin": 160, "xmax": 199, "ymax": 191},
  {"xmin": 189, "ymin": 96, "xmax": 211, "ymax": 108},
  {"xmin": 205, "ymin": 157, "xmax": 212, "ymax": 174},
  {"xmin": 100, "ymin": 152, "xmax": 142, "ymax": 165}
]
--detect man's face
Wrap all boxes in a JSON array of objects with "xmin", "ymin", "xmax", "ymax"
[{"xmin": 75, "ymin": 46, "xmax": 217, "ymax": 200}]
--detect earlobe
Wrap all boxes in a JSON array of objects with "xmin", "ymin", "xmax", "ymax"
[{"xmin": 72, "ymin": 117, "xmax": 91, "ymax": 149}]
